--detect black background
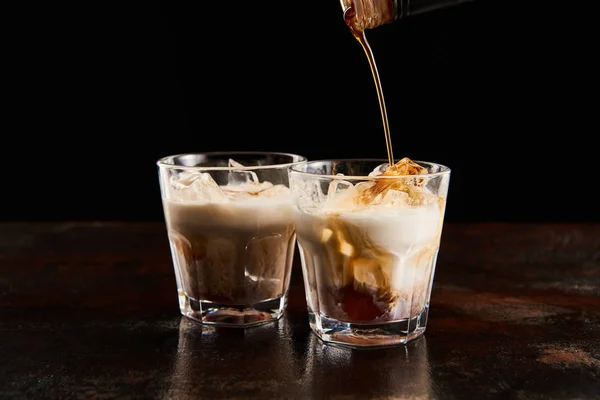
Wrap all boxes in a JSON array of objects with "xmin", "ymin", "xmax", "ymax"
[{"xmin": 4, "ymin": 0, "xmax": 598, "ymax": 223}]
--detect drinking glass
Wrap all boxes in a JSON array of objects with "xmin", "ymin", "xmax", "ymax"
[
  {"xmin": 158, "ymin": 151, "xmax": 307, "ymax": 327},
  {"xmin": 289, "ymin": 158, "xmax": 450, "ymax": 347}
]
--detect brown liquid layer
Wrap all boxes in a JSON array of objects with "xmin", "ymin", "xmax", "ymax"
[{"xmin": 166, "ymin": 199, "xmax": 296, "ymax": 305}]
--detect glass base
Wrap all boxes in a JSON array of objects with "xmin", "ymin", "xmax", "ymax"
[
  {"xmin": 178, "ymin": 291, "xmax": 287, "ymax": 328},
  {"xmin": 308, "ymin": 306, "xmax": 429, "ymax": 349}
]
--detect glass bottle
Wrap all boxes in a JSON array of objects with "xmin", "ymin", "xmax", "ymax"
[{"xmin": 339, "ymin": 0, "xmax": 473, "ymax": 29}]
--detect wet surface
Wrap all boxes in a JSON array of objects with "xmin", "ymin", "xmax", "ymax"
[{"xmin": 0, "ymin": 222, "xmax": 599, "ymax": 399}]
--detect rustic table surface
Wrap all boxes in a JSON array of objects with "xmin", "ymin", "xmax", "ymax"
[{"xmin": 1, "ymin": 221, "xmax": 598, "ymax": 399}]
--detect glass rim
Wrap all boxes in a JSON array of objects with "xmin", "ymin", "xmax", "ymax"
[
  {"xmin": 288, "ymin": 158, "xmax": 451, "ymax": 180},
  {"xmin": 157, "ymin": 151, "xmax": 308, "ymax": 171}
]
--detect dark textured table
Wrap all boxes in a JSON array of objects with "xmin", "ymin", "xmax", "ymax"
[{"xmin": 0, "ymin": 222, "xmax": 598, "ymax": 399}]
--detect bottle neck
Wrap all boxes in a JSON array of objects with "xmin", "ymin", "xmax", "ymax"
[
  {"xmin": 340, "ymin": 0, "xmax": 472, "ymax": 29},
  {"xmin": 339, "ymin": 0, "xmax": 398, "ymax": 30}
]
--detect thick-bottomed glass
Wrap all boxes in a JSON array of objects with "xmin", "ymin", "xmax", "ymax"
[
  {"xmin": 158, "ymin": 152, "xmax": 307, "ymax": 327},
  {"xmin": 289, "ymin": 159, "xmax": 450, "ymax": 347}
]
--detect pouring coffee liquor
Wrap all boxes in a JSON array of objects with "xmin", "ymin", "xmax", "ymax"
[
  {"xmin": 287, "ymin": 0, "xmax": 458, "ymax": 347},
  {"xmin": 339, "ymin": 0, "xmax": 471, "ymax": 165}
]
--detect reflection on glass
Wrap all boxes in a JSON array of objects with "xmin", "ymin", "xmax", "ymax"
[
  {"xmin": 299, "ymin": 333, "xmax": 433, "ymax": 399},
  {"xmin": 164, "ymin": 316, "xmax": 301, "ymax": 398}
]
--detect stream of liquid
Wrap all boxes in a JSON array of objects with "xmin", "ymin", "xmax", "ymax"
[{"xmin": 344, "ymin": 5, "xmax": 394, "ymax": 166}]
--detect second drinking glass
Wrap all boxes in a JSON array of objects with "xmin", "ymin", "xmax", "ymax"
[{"xmin": 157, "ymin": 151, "xmax": 307, "ymax": 327}]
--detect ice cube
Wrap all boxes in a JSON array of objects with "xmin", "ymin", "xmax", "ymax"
[
  {"xmin": 222, "ymin": 181, "xmax": 276, "ymax": 200},
  {"xmin": 228, "ymin": 158, "xmax": 259, "ymax": 185},
  {"xmin": 324, "ymin": 177, "xmax": 360, "ymax": 210},
  {"xmin": 258, "ymin": 183, "xmax": 290, "ymax": 198},
  {"xmin": 327, "ymin": 176, "xmax": 354, "ymax": 200},
  {"xmin": 292, "ymin": 178, "xmax": 326, "ymax": 211},
  {"xmin": 170, "ymin": 171, "xmax": 202, "ymax": 189},
  {"xmin": 386, "ymin": 157, "xmax": 428, "ymax": 177},
  {"xmin": 173, "ymin": 172, "xmax": 228, "ymax": 202},
  {"xmin": 356, "ymin": 157, "xmax": 428, "ymax": 205},
  {"xmin": 368, "ymin": 163, "xmax": 390, "ymax": 177},
  {"xmin": 379, "ymin": 188, "xmax": 410, "ymax": 207}
]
